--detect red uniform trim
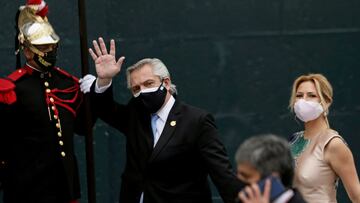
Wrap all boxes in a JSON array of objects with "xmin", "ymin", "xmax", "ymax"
[
  {"xmin": 46, "ymin": 67, "xmax": 83, "ymax": 117},
  {"xmin": 7, "ymin": 68, "xmax": 28, "ymax": 82},
  {"xmin": 0, "ymin": 79, "xmax": 15, "ymax": 91},
  {"xmin": 0, "ymin": 79, "xmax": 16, "ymax": 104},
  {"xmin": 54, "ymin": 67, "xmax": 80, "ymax": 83},
  {"xmin": 0, "ymin": 68, "xmax": 28, "ymax": 104}
]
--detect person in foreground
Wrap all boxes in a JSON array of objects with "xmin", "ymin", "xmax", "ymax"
[
  {"xmin": 0, "ymin": 0, "xmax": 91, "ymax": 202},
  {"xmin": 289, "ymin": 73, "xmax": 360, "ymax": 203},
  {"xmin": 82, "ymin": 38, "xmax": 243, "ymax": 203},
  {"xmin": 235, "ymin": 134, "xmax": 307, "ymax": 203}
]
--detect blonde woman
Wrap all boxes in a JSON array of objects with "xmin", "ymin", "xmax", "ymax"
[{"xmin": 289, "ymin": 73, "xmax": 360, "ymax": 203}]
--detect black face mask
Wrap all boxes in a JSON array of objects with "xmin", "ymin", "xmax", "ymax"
[
  {"xmin": 33, "ymin": 49, "xmax": 57, "ymax": 71},
  {"xmin": 135, "ymin": 83, "xmax": 167, "ymax": 114}
]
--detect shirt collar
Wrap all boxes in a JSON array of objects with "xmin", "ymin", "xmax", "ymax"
[{"xmin": 156, "ymin": 95, "xmax": 175, "ymax": 122}]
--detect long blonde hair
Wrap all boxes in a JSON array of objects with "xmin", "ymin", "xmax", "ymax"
[{"xmin": 289, "ymin": 73, "xmax": 333, "ymax": 125}]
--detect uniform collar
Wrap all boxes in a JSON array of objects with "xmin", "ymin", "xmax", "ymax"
[{"xmin": 25, "ymin": 63, "xmax": 52, "ymax": 78}]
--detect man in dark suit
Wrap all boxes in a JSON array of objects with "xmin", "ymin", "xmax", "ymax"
[
  {"xmin": 235, "ymin": 135, "xmax": 307, "ymax": 203},
  {"xmin": 82, "ymin": 37, "xmax": 243, "ymax": 203}
]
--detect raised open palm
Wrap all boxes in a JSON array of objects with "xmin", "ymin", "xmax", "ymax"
[{"xmin": 89, "ymin": 37, "xmax": 125, "ymax": 79}]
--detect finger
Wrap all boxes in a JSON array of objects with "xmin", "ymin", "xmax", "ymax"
[
  {"xmin": 84, "ymin": 74, "xmax": 95, "ymax": 80},
  {"xmin": 82, "ymin": 89, "xmax": 90, "ymax": 94},
  {"xmin": 80, "ymin": 85, "xmax": 86, "ymax": 92},
  {"xmin": 245, "ymin": 186, "xmax": 254, "ymax": 199},
  {"xmin": 80, "ymin": 82, "xmax": 91, "ymax": 93},
  {"xmin": 109, "ymin": 39, "xmax": 115, "ymax": 56},
  {"xmin": 89, "ymin": 48, "xmax": 98, "ymax": 61},
  {"xmin": 92, "ymin": 39, "xmax": 102, "ymax": 56},
  {"xmin": 99, "ymin": 37, "xmax": 108, "ymax": 55},
  {"xmin": 238, "ymin": 191, "xmax": 249, "ymax": 203},
  {"xmin": 263, "ymin": 179, "xmax": 271, "ymax": 199},
  {"xmin": 83, "ymin": 74, "xmax": 91, "ymax": 80},
  {"xmin": 116, "ymin": 56, "xmax": 125, "ymax": 68},
  {"xmin": 251, "ymin": 183, "xmax": 261, "ymax": 197}
]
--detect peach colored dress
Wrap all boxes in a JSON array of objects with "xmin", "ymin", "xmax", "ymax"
[{"xmin": 290, "ymin": 129, "xmax": 342, "ymax": 203}]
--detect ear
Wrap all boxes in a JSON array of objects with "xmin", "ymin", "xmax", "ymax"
[
  {"xmin": 163, "ymin": 77, "xmax": 171, "ymax": 91},
  {"xmin": 323, "ymin": 102, "xmax": 331, "ymax": 116},
  {"xmin": 23, "ymin": 47, "xmax": 34, "ymax": 60}
]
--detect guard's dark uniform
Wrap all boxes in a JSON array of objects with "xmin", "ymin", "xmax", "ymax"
[{"xmin": 0, "ymin": 64, "xmax": 87, "ymax": 203}]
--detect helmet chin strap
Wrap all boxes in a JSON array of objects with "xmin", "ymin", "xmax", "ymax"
[
  {"xmin": 22, "ymin": 43, "xmax": 49, "ymax": 72},
  {"xmin": 26, "ymin": 43, "xmax": 46, "ymax": 57}
]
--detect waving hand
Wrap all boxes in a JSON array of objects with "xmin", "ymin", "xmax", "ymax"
[{"xmin": 89, "ymin": 37, "xmax": 125, "ymax": 85}]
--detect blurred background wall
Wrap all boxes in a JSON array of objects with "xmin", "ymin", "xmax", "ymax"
[{"xmin": 0, "ymin": 0, "xmax": 359, "ymax": 202}]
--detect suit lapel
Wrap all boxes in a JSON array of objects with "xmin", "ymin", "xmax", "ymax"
[{"xmin": 149, "ymin": 100, "xmax": 181, "ymax": 162}]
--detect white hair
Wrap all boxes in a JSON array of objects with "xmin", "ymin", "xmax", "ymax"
[{"xmin": 126, "ymin": 58, "xmax": 178, "ymax": 95}]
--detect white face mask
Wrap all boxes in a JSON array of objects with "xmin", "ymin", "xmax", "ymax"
[
  {"xmin": 294, "ymin": 99, "xmax": 324, "ymax": 122},
  {"xmin": 133, "ymin": 86, "xmax": 159, "ymax": 98}
]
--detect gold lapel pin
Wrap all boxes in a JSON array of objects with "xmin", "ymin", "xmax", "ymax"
[{"xmin": 170, "ymin": 121, "xmax": 176, "ymax": 127}]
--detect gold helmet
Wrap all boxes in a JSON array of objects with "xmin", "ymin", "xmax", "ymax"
[{"xmin": 17, "ymin": 0, "xmax": 59, "ymax": 51}]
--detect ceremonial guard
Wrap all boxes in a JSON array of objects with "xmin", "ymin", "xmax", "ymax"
[{"xmin": 0, "ymin": 1, "xmax": 90, "ymax": 202}]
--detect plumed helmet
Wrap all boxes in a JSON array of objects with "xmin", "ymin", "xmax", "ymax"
[{"xmin": 17, "ymin": 0, "xmax": 60, "ymax": 46}]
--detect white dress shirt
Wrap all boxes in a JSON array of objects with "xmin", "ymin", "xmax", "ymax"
[{"xmin": 152, "ymin": 95, "xmax": 175, "ymax": 146}]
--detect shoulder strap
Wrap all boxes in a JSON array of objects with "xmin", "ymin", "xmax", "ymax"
[
  {"xmin": 0, "ymin": 68, "xmax": 28, "ymax": 104},
  {"xmin": 7, "ymin": 68, "xmax": 28, "ymax": 82}
]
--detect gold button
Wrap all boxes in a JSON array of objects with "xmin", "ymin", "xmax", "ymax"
[
  {"xmin": 44, "ymin": 82, "xmax": 49, "ymax": 87},
  {"xmin": 54, "ymin": 115, "xmax": 58, "ymax": 119},
  {"xmin": 1, "ymin": 161, "xmax": 5, "ymax": 165},
  {"xmin": 56, "ymin": 123, "xmax": 60, "ymax": 128},
  {"xmin": 59, "ymin": 141, "xmax": 64, "ymax": 146},
  {"xmin": 51, "ymin": 106, "xmax": 56, "ymax": 111},
  {"xmin": 57, "ymin": 132, "xmax": 62, "ymax": 137},
  {"xmin": 50, "ymin": 97, "xmax": 54, "ymax": 103},
  {"xmin": 61, "ymin": 152, "xmax": 66, "ymax": 157},
  {"xmin": 46, "ymin": 89, "xmax": 51, "ymax": 93}
]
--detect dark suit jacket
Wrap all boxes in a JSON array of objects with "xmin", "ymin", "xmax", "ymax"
[{"xmin": 92, "ymin": 85, "xmax": 243, "ymax": 203}]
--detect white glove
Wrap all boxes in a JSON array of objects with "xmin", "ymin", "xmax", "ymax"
[{"xmin": 79, "ymin": 74, "xmax": 96, "ymax": 93}]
